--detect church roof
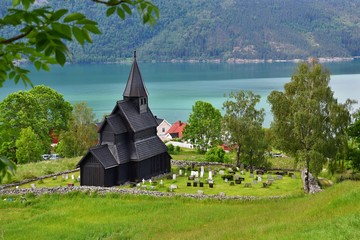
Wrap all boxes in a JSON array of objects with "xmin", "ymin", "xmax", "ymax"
[
  {"xmin": 123, "ymin": 51, "xmax": 148, "ymax": 98},
  {"xmin": 77, "ymin": 145, "xmax": 118, "ymax": 169},
  {"xmin": 104, "ymin": 114, "xmax": 127, "ymax": 134},
  {"xmin": 115, "ymin": 100, "xmax": 158, "ymax": 132},
  {"xmin": 130, "ymin": 136, "xmax": 168, "ymax": 161}
]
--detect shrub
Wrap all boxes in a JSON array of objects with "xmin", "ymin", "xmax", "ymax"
[
  {"xmin": 167, "ymin": 144, "xmax": 175, "ymax": 153},
  {"xmin": 205, "ymin": 147, "xmax": 226, "ymax": 162}
]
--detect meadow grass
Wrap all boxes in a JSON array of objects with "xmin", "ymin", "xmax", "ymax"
[
  {"xmin": 0, "ymin": 181, "xmax": 359, "ymax": 239},
  {"xmin": 2, "ymin": 157, "xmax": 80, "ymax": 184}
]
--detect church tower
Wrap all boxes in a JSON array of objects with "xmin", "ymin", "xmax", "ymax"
[{"xmin": 123, "ymin": 50, "xmax": 148, "ymax": 114}]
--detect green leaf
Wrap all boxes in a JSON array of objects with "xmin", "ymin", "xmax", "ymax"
[
  {"xmin": 34, "ymin": 61, "xmax": 41, "ymax": 71},
  {"xmin": 106, "ymin": 7, "xmax": 116, "ymax": 17},
  {"xmin": 55, "ymin": 50, "xmax": 66, "ymax": 66},
  {"xmin": 117, "ymin": 8, "xmax": 125, "ymax": 20},
  {"xmin": 51, "ymin": 23, "xmax": 72, "ymax": 40},
  {"xmin": 45, "ymin": 46, "xmax": 54, "ymax": 56},
  {"xmin": 9, "ymin": 71, "xmax": 16, "ymax": 79},
  {"xmin": 83, "ymin": 24, "xmax": 101, "ymax": 34},
  {"xmin": 51, "ymin": 9, "xmax": 69, "ymax": 21},
  {"xmin": 12, "ymin": 0, "xmax": 21, "ymax": 7},
  {"xmin": 63, "ymin": 12, "xmax": 85, "ymax": 23},
  {"xmin": 82, "ymin": 29, "xmax": 92, "ymax": 43},
  {"xmin": 72, "ymin": 26, "xmax": 85, "ymax": 45},
  {"xmin": 21, "ymin": 0, "xmax": 31, "ymax": 10},
  {"xmin": 42, "ymin": 63, "xmax": 50, "ymax": 71},
  {"xmin": 122, "ymin": 4, "xmax": 132, "ymax": 15}
]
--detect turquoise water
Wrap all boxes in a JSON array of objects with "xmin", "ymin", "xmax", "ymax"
[{"xmin": 1, "ymin": 61, "xmax": 360, "ymax": 127}]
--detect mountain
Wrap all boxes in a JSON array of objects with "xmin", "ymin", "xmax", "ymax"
[{"xmin": 2, "ymin": 0, "xmax": 360, "ymax": 62}]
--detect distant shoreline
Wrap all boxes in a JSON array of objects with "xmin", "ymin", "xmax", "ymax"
[
  {"xmin": 16, "ymin": 56, "xmax": 360, "ymax": 66},
  {"xmin": 105, "ymin": 56, "xmax": 360, "ymax": 64}
]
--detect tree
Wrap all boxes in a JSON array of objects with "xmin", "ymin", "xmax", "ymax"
[
  {"xmin": 57, "ymin": 102, "xmax": 98, "ymax": 157},
  {"xmin": 29, "ymin": 85, "xmax": 72, "ymax": 131},
  {"xmin": 0, "ymin": 86, "xmax": 71, "ymax": 162},
  {"xmin": 15, "ymin": 127, "xmax": 43, "ymax": 164},
  {"xmin": 222, "ymin": 90, "xmax": 265, "ymax": 168},
  {"xmin": 0, "ymin": 156, "xmax": 16, "ymax": 183},
  {"xmin": 348, "ymin": 109, "xmax": 360, "ymax": 172},
  {"xmin": 183, "ymin": 101, "xmax": 222, "ymax": 152},
  {"xmin": 268, "ymin": 60, "xmax": 353, "ymax": 192},
  {"xmin": 0, "ymin": 0, "xmax": 159, "ymax": 86}
]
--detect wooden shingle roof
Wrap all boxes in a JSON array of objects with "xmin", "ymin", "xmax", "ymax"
[
  {"xmin": 116, "ymin": 101, "xmax": 158, "ymax": 132},
  {"xmin": 77, "ymin": 145, "xmax": 118, "ymax": 169},
  {"xmin": 131, "ymin": 136, "xmax": 168, "ymax": 161}
]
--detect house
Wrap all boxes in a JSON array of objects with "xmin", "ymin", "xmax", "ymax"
[
  {"xmin": 156, "ymin": 118, "xmax": 171, "ymax": 141},
  {"xmin": 165, "ymin": 120, "xmax": 187, "ymax": 139},
  {"xmin": 77, "ymin": 51, "xmax": 171, "ymax": 187}
]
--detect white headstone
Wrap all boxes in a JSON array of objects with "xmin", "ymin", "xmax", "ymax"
[
  {"xmin": 160, "ymin": 179, "xmax": 164, "ymax": 186},
  {"xmin": 31, "ymin": 183, "xmax": 36, "ymax": 189},
  {"xmin": 225, "ymin": 178, "xmax": 228, "ymax": 183},
  {"xmin": 195, "ymin": 171, "xmax": 199, "ymax": 178},
  {"xmin": 219, "ymin": 170, "xmax": 225, "ymax": 175},
  {"xmin": 200, "ymin": 171, "xmax": 204, "ymax": 178},
  {"xmin": 258, "ymin": 176, "xmax": 262, "ymax": 182},
  {"xmin": 200, "ymin": 166, "xmax": 205, "ymax": 173},
  {"xmin": 173, "ymin": 174, "xmax": 177, "ymax": 180},
  {"xmin": 209, "ymin": 171, "xmax": 213, "ymax": 180},
  {"xmin": 65, "ymin": 174, "xmax": 68, "ymax": 180},
  {"xmin": 149, "ymin": 179, "xmax": 152, "ymax": 184},
  {"xmin": 142, "ymin": 178, "xmax": 145, "ymax": 184},
  {"xmin": 16, "ymin": 186, "xmax": 19, "ymax": 189},
  {"xmin": 240, "ymin": 170, "xmax": 244, "ymax": 175},
  {"xmin": 179, "ymin": 169, "xmax": 183, "ymax": 175},
  {"xmin": 71, "ymin": 175, "xmax": 74, "ymax": 180}
]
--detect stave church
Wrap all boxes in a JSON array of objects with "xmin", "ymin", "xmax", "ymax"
[{"xmin": 77, "ymin": 51, "xmax": 171, "ymax": 187}]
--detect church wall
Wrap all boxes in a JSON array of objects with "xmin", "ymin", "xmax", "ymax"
[{"xmin": 80, "ymin": 155, "xmax": 104, "ymax": 186}]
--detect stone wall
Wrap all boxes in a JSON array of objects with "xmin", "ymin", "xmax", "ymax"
[{"xmin": 0, "ymin": 186, "xmax": 284, "ymax": 201}]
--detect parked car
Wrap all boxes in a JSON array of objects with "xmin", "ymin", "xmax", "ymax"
[
  {"xmin": 41, "ymin": 154, "xmax": 51, "ymax": 160},
  {"xmin": 50, "ymin": 154, "xmax": 61, "ymax": 160}
]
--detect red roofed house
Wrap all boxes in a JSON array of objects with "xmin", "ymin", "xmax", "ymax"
[{"xmin": 166, "ymin": 121, "xmax": 187, "ymax": 139}]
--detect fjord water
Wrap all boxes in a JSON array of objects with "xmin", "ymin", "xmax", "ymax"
[{"xmin": 1, "ymin": 61, "xmax": 360, "ymax": 127}]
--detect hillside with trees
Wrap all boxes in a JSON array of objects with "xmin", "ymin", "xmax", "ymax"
[{"xmin": 2, "ymin": 0, "xmax": 360, "ymax": 63}]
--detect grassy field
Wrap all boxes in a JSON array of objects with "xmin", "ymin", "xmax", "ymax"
[{"xmin": 0, "ymin": 181, "xmax": 359, "ymax": 239}]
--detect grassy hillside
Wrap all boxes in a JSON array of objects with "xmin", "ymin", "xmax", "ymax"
[
  {"xmin": 0, "ymin": 181, "xmax": 359, "ymax": 239},
  {"xmin": 2, "ymin": 0, "xmax": 360, "ymax": 62}
]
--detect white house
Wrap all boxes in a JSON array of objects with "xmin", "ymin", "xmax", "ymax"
[{"xmin": 156, "ymin": 118, "xmax": 172, "ymax": 141}]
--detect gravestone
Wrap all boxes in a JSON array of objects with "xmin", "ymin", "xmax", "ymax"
[
  {"xmin": 240, "ymin": 170, "xmax": 244, "ymax": 175},
  {"xmin": 173, "ymin": 174, "xmax": 177, "ymax": 180},
  {"xmin": 187, "ymin": 182, "xmax": 191, "ymax": 187},
  {"xmin": 30, "ymin": 183, "xmax": 36, "ymax": 189},
  {"xmin": 170, "ymin": 184, "xmax": 178, "ymax": 190},
  {"xmin": 219, "ymin": 170, "xmax": 225, "ymax": 175},
  {"xmin": 142, "ymin": 179, "xmax": 145, "ymax": 184},
  {"xmin": 200, "ymin": 171, "xmax": 204, "ymax": 178},
  {"xmin": 277, "ymin": 175, "xmax": 283, "ymax": 180},
  {"xmin": 230, "ymin": 182, "xmax": 235, "ymax": 186},
  {"xmin": 224, "ymin": 178, "xmax": 228, "ymax": 183},
  {"xmin": 258, "ymin": 176, "xmax": 262, "ymax": 182},
  {"xmin": 201, "ymin": 166, "xmax": 205, "ymax": 173},
  {"xmin": 71, "ymin": 175, "xmax": 74, "ymax": 180},
  {"xmin": 250, "ymin": 173, "xmax": 254, "ymax": 178},
  {"xmin": 208, "ymin": 171, "xmax": 213, "ymax": 180},
  {"xmin": 197, "ymin": 190, "xmax": 204, "ymax": 195},
  {"xmin": 179, "ymin": 169, "xmax": 183, "ymax": 176},
  {"xmin": 244, "ymin": 183, "xmax": 252, "ymax": 188}
]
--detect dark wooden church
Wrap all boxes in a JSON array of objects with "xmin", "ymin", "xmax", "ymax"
[{"xmin": 77, "ymin": 51, "xmax": 171, "ymax": 187}]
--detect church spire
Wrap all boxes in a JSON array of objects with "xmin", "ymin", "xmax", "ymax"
[{"xmin": 123, "ymin": 50, "xmax": 148, "ymax": 98}]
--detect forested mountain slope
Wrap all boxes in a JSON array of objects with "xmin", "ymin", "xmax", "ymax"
[{"xmin": 2, "ymin": 0, "xmax": 360, "ymax": 62}]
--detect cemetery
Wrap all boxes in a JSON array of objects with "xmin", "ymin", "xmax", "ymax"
[{"xmin": 2, "ymin": 161, "xmax": 303, "ymax": 198}]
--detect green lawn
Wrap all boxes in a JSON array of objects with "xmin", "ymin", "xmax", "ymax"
[{"xmin": 0, "ymin": 181, "xmax": 359, "ymax": 239}]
